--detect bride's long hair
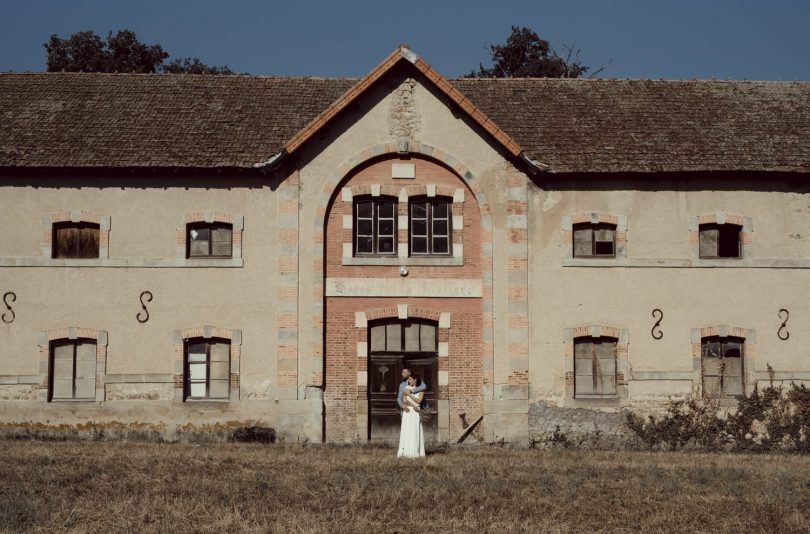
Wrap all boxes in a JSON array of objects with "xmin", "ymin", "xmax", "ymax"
[{"xmin": 411, "ymin": 372, "xmax": 422, "ymax": 387}]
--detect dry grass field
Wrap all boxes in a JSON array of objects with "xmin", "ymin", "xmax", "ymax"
[{"xmin": 1, "ymin": 441, "xmax": 809, "ymax": 533}]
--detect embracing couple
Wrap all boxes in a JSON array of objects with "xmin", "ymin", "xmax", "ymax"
[{"xmin": 396, "ymin": 367, "xmax": 426, "ymax": 458}]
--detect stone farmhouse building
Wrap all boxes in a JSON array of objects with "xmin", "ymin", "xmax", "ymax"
[{"xmin": 1, "ymin": 46, "xmax": 809, "ymax": 443}]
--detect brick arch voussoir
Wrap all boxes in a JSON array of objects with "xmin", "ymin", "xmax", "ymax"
[{"xmin": 365, "ymin": 306, "xmax": 442, "ymax": 323}]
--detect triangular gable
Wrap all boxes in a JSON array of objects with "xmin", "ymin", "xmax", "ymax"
[{"xmin": 256, "ymin": 45, "xmax": 523, "ymax": 168}]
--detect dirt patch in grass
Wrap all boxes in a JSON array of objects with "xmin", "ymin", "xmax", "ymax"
[{"xmin": 1, "ymin": 441, "xmax": 808, "ymax": 532}]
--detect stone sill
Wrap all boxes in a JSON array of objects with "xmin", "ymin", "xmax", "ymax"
[
  {"xmin": 0, "ymin": 258, "xmax": 243, "ymax": 268},
  {"xmin": 563, "ymin": 258, "xmax": 810, "ymax": 269},
  {"xmin": 343, "ymin": 256, "xmax": 462, "ymax": 266}
]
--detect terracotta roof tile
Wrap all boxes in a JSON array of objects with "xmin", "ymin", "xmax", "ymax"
[{"xmin": 1, "ymin": 73, "xmax": 809, "ymax": 173}]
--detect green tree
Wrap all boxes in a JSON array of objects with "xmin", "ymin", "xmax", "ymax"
[
  {"xmin": 468, "ymin": 26, "xmax": 593, "ymax": 78},
  {"xmin": 44, "ymin": 29, "xmax": 236, "ymax": 74},
  {"xmin": 162, "ymin": 57, "xmax": 234, "ymax": 75}
]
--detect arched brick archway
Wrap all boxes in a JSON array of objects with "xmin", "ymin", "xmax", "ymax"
[{"xmin": 313, "ymin": 142, "xmax": 494, "ymax": 442}]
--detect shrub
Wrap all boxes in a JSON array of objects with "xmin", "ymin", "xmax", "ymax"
[
  {"xmin": 229, "ymin": 426, "xmax": 276, "ymax": 444},
  {"xmin": 626, "ymin": 382, "xmax": 810, "ymax": 453}
]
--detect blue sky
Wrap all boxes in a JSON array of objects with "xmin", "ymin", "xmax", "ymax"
[{"xmin": 1, "ymin": 0, "xmax": 809, "ymax": 79}]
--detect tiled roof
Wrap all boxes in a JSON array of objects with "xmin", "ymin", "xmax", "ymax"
[{"xmin": 1, "ymin": 72, "xmax": 809, "ymax": 173}]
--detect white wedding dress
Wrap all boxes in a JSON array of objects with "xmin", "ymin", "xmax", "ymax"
[{"xmin": 397, "ymin": 389, "xmax": 426, "ymax": 458}]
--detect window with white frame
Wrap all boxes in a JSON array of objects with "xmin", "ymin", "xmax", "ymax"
[{"xmin": 185, "ymin": 338, "xmax": 231, "ymax": 400}]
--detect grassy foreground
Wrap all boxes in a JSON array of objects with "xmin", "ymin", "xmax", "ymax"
[{"xmin": 1, "ymin": 441, "xmax": 809, "ymax": 533}]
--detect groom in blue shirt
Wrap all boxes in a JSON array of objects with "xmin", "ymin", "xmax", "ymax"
[{"xmin": 397, "ymin": 367, "xmax": 426, "ymax": 412}]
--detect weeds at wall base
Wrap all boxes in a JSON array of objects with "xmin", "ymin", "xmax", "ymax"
[
  {"xmin": 626, "ymin": 382, "xmax": 810, "ymax": 453},
  {"xmin": 0, "ymin": 420, "xmax": 276, "ymax": 444}
]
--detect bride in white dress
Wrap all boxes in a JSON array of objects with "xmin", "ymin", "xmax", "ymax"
[{"xmin": 397, "ymin": 375, "xmax": 426, "ymax": 458}]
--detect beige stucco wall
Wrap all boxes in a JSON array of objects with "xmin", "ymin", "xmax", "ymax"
[{"xmin": 528, "ymin": 176, "xmax": 810, "ymax": 413}]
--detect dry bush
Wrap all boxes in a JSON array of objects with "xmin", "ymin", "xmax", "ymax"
[
  {"xmin": 1, "ymin": 441, "xmax": 809, "ymax": 532},
  {"xmin": 627, "ymin": 382, "xmax": 810, "ymax": 453}
]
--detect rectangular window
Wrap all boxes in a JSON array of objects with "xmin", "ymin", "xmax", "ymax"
[
  {"xmin": 410, "ymin": 199, "xmax": 451, "ymax": 256},
  {"xmin": 701, "ymin": 336, "xmax": 744, "ymax": 397},
  {"xmin": 52, "ymin": 222, "xmax": 100, "ymax": 259},
  {"xmin": 574, "ymin": 337, "xmax": 617, "ymax": 396},
  {"xmin": 185, "ymin": 338, "xmax": 230, "ymax": 400},
  {"xmin": 573, "ymin": 223, "xmax": 615, "ymax": 257},
  {"xmin": 49, "ymin": 339, "xmax": 96, "ymax": 401},
  {"xmin": 187, "ymin": 223, "xmax": 233, "ymax": 258},
  {"xmin": 354, "ymin": 198, "xmax": 396, "ymax": 255},
  {"xmin": 699, "ymin": 224, "xmax": 741, "ymax": 258}
]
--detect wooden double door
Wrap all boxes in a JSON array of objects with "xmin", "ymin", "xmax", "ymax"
[{"xmin": 368, "ymin": 354, "xmax": 438, "ymax": 442}]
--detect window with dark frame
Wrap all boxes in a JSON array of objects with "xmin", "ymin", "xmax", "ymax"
[
  {"xmin": 354, "ymin": 197, "xmax": 396, "ymax": 255},
  {"xmin": 701, "ymin": 336, "xmax": 744, "ymax": 397},
  {"xmin": 369, "ymin": 319, "xmax": 438, "ymax": 354},
  {"xmin": 49, "ymin": 338, "xmax": 96, "ymax": 401},
  {"xmin": 572, "ymin": 223, "xmax": 616, "ymax": 257},
  {"xmin": 187, "ymin": 223, "xmax": 233, "ymax": 258},
  {"xmin": 52, "ymin": 222, "xmax": 100, "ymax": 259},
  {"xmin": 574, "ymin": 336, "xmax": 618, "ymax": 397},
  {"xmin": 184, "ymin": 338, "xmax": 230, "ymax": 400},
  {"xmin": 410, "ymin": 198, "xmax": 451, "ymax": 256},
  {"xmin": 699, "ymin": 223, "xmax": 742, "ymax": 258}
]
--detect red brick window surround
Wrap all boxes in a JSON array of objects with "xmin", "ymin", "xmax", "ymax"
[
  {"xmin": 41, "ymin": 211, "xmax": 110, "ymax": 260},
  {"xmin": 689, "ymin": 213, "xmax": 753, "ymax": 260},
  {"xmin": 37, "ymin": 327, "xmax": 108, "ymax": 403},
  {"xmin": 172, "ymin": 326, "xmax": 241, "ymax": 402},
  {"xmin": 562, "ymin": 213, "xmax": 627, "ymax": 260},
  {"xmin": 177, "ymin": 212, "xmax": 243, "ymax": 260},
  {"xmin": 691, "ymin": 325, "xmax": 755, "ymax": 402},
  {"xmin": 564, "ymin": 325, "xmax": 629, "ymax": 401}
]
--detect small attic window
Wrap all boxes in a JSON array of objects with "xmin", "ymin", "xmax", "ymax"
[
  {"xmin": 699, "ymin": 224, "xmax": 741, "ymax": 258},
  {"xmin": 573, "ymin": 223, "xmax": 616, "ymax": 257}
]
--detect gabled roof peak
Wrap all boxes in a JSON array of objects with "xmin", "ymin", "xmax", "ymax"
[{"xmin": 258, "ymin": 46, "xmax": 523, "ymax": 169}]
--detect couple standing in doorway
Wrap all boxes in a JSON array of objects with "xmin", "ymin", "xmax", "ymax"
[{"xmin": 397, "ymin": 367, "xmax": 427, "ymax": 458}]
